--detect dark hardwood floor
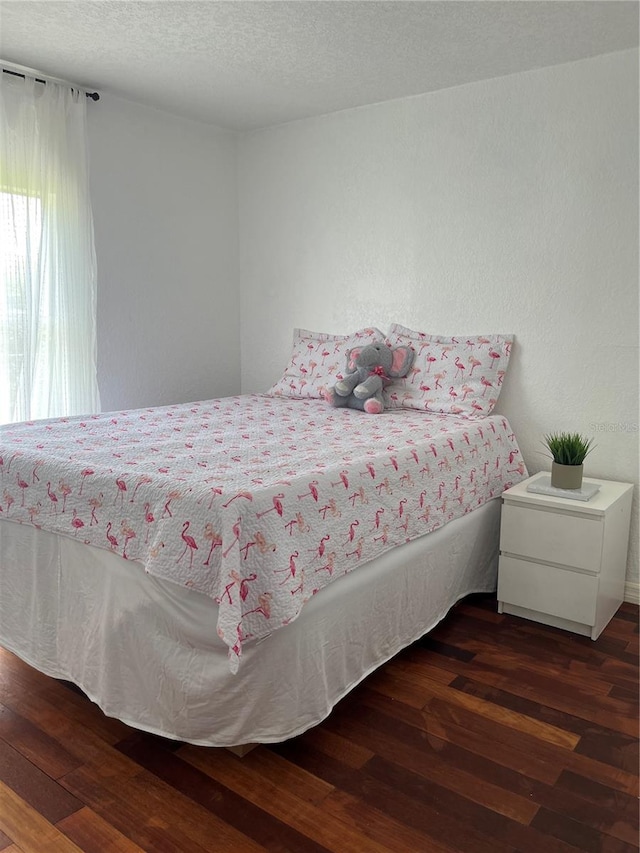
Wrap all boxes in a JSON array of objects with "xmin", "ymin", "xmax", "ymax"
[{"xmin": 0, "ymin": 595, "xmax": 637, "ymax": 852}]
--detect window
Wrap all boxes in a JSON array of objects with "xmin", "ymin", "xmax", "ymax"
[
  {"xmin": 0, "ymin": 190, "xmax": 45, "ymax": 422},
  {"xmin": 0, "ymin": 73, "xmax": 100, "ymax": 423}
]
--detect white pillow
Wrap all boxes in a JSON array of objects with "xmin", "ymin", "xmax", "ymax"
[
  {"xmin": 267, "ymin": 327, "xmax": 386, "ymax": 399},
  {"xmin": 385, "ymin": 324, "xmax": 513, "ymax": 417}
]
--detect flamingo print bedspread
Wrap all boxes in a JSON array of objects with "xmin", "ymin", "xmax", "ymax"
[{"xmin": 0, "ymin": 395, "xmax": 527, "ymax": 670}]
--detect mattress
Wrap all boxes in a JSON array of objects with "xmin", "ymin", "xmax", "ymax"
[
  {"xmin": 0, "ymin": 498, "xmax": 501, "ymax": 747},
  {"xmin": 0, "ymin": 395, "xmax": 526, "ymax": 670}
]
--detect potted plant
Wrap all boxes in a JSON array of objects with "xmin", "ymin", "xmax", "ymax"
[{"xmin": 543, "ymin": 431, "xmax": 595, "ymax": 490}]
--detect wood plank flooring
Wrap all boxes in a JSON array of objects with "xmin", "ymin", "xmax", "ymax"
[{"xmin": 0, "ymin": 595, "xmax": 637, "ymax": 852}]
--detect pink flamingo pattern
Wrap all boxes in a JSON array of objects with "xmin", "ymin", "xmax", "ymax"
[
  {"xmin": 16, "ymin": 473, "xmax": 28, "ymax": 506},
  {"xmin": 121, "ymin": 520, "xmax": 136, "ymax": 559},
  {"xmin": 71, "ymin": 508, "xmax": 84, "ymax": 535},
  {"xmin": 177, "ymin": 521, "xmax": 197, "ymax": 567},
  {"xmin": 203, "ymin": 523, "xmax": 223, "ymax": 564},
  {"xmin": 59, "ymin": 480, "xmax": 72, "ymax": 513},
  {"xmin": 45, "ymin": 482, "xmax": 58, "ymax": 515},
  {"xmin": 0, "ymin": 393, "xmax": 526, "ymax": 673},
  {"xmin": 85, "ymin": 492, "xmax": 102, "ymax": 526},
  {"xmin": 106, "ymin": 521, "xmax": 118, "ymax": 550},
  {"xmin": 79, "ymin": 468, "xmax": 94, "ymax": 495},
  {"xmin": 385, "ymin": 324, "xmax": 513, "ymax": 417}
]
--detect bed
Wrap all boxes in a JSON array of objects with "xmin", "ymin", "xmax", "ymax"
[{"xmin": 0, "ymin": 392, "xmax": 527, "ymax": 747}]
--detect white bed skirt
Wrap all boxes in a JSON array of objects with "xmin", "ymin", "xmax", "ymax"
[{"xmin": 0, "ymin": 499, "xmax": 500, "ymax": 747}]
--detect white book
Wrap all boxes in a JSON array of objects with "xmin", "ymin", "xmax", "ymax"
[{"xmin": 526, "ymin": 474, "xmax": 601, "ymax": 502}]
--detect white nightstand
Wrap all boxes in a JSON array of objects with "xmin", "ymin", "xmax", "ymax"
[{"xmin": 497, "ymin": 473, "xmax": 633, "ymax": 639}]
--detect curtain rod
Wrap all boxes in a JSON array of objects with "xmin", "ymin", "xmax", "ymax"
[{"xmin": 0, "ymin": 60, "xmax": 99, "ymax": 101}]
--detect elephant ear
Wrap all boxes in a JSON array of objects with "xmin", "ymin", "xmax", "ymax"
[
  {"xmin": 388, "ymin": 345, "xmax": 415, "ymax": 378},
  {"xmin": 345, "ymin": 346, "xmax": 364, "ymax": 374}
]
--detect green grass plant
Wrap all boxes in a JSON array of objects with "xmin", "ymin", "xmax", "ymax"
[{"xmin": 543, "ymin": 432, "xmax": 595, "ymax": 466}]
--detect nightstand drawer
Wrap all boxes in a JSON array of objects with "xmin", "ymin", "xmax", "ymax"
[
  {"xmin": 500, "ymin": 503, "xmax": 603, "ymax": 573},
  {"xmin": 497, "ymin": 556, "xmax": 598, "ymax": 625}
]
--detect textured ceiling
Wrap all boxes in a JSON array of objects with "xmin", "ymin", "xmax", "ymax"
[{"xmin": 0, "ymin": 1, "xmax": 638, "ymax": 131}]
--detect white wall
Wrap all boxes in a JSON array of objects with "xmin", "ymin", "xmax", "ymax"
[
  {"xmin": 238, "ymin": 50, "xmax": 639, "ymax": 597},
  {"xmin": 88, "ymin": 94, "xmax": 239, "ymax": 412}
]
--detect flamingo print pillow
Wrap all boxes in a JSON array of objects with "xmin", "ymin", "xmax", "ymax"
[
  {"xmin": 267, "ymin": 327, "xmax": 385, "ymax": 399},
  {"xmin": 384, "ymin": 323, "xmax": 513, "ymax": 417}
]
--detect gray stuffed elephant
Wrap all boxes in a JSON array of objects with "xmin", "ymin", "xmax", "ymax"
[{"xmin": 324, "ymin": 342, "xmax": 415, "ymax": 414}]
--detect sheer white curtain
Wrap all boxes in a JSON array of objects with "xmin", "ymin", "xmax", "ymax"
[{"xmin": 0, "ymin": 72, "xmax": 100, "ymax": 424}]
